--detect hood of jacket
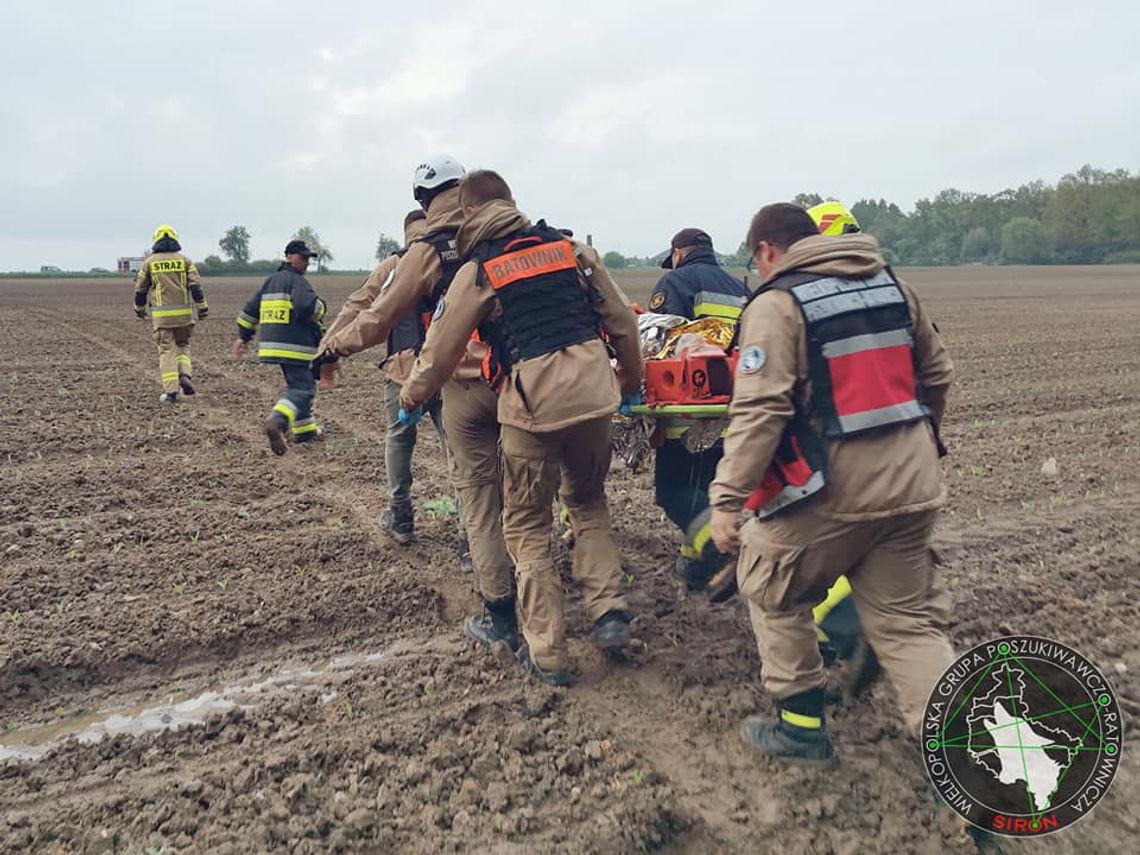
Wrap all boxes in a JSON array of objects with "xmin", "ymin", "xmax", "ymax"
[
  {"xmin": 423, "ymin": 186, "xmax": 465, "ymax": 236},
  {"xmin": 402, "ymin": 218, "xmax": 428, "ymax": 247},
  {"xmin": 764, "ymin": 233, "xmax": 886, "ymax": 283},
  {"xmin": 457, "ymin": 199, "xmax": 531, "ymax": 257},
  {"xmin": 152, "ymin": 237, "xmax": 182, "ymax": 253}
]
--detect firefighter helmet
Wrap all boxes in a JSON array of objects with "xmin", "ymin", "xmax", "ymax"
[
  {"xmin": 413, "ymin": 156, "xmax": 466, "ymax": 195},
  {"xmin": 152, "ymin": 224, "xmax": 179, "ymax": 243},
  {"xmin": 807, "ymin": 202, "xmax": 860, "ymax": 236}
]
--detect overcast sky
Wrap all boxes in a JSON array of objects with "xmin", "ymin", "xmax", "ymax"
[{"xmin": 2, "ymin": 0, "xmax": 1138, "ymax": 271}]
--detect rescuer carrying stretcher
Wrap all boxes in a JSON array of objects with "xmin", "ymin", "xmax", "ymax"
[
  {"xmin": 316, "ymin": 156, "xmax": 510, "ymax": 591},
  {"xmin": 629, "ymin": 205, "xmax": 881, "ymax": 699},
  {"xmin": 317, "ymin": 209, "xmax": 469, "ymax": 564},
  {"xmin": 710, "ymin": 202, "xmax": 956, "ymax": 765},
  {"xmin": 400, "ymin": 169, "xmax": 644, "ymax": 687},
  {"xmin": 647, "ymin": 228, "xmax": 748, "ymax": 602}
]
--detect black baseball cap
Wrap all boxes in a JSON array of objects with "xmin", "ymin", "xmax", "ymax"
[
  {"xmin": 285, "ymin": 239, "xmax": 317, "ymax": 258},
  {"xmin": 661, "ymin": 228, "xmax": 713, "ymax": 268}
]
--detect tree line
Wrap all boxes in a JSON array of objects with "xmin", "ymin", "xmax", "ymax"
[
  {"xmin": 203, "ymin": 164, "xmax": 1140, "ymax": 276},
  {"xmin": 784, "ymin": 165, "xmax": 1140, "ymax": 266},
  {"xmin": 201, "ymin": 226, "xmax": 405, "ymax": 275},
  {"xmin": 599, "ymin": 164, "xmax": 1140, "ymax": 269},
  {"xmin": 201, "ymin": 225, "xmax": 336, "ymax": 275}
]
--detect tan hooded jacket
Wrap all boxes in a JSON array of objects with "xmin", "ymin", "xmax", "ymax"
[
  {"xmin": 709, "ymin": 233, "xmax": 953, "ymax": 521},
  {"xmin": 134, "ymin": 251, "xmax": 204, "ymax": 329},
  {"xmin": 401, "ymin": 199, "xmax": 643, "ymax": 433},
  {"xmin": 320, "ymin": 186, "xmax": 482, "ymax": 384},
  {"xmin": 319, "ymin": 218, "xmax": 428, "ymax": 383}
]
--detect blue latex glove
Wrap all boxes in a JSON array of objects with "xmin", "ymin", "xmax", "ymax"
[
  {"xmin": 398, "ymin": 405, "xmax": 424, "ymax": 426},
  {"xmin": 618, "ymin": 391, "xmax": 644, "ymax": 416}
]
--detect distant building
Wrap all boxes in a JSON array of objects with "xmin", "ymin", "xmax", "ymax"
[
  {"xmin": 117, "ymin": 256, "xmax": 146, "ymax": 274},
  {"xmin": 40, "ymin": 265, "xmax": 62, "ymax": 274}
]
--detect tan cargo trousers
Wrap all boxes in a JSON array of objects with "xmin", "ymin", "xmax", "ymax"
[
  {"xmin": 501, "ymin": 416, "xmax": 628, "ymax": 671},
  {"xmin": 154, "ymin": 326, "xmax": 192, "ymax": 393},
  {"xmin": 737, "ymin": 506, "xmax": 954, "ymax": 731},
  {"xmin": 441, "ymin": 380, "xmax": 513, "ymax": 602}
]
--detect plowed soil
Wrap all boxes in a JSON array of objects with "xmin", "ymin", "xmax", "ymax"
[{"xmin": 2, "ymin": 267, "xmax": 1138, "ymax": 854}]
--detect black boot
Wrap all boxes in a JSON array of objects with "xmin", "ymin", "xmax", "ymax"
[
  {"xmin": 741, "ymin": 688, "xmax": 837, "ymax": 768},
  {"xmin": 673, "ymin": 552, "xmax": 712, "ymax": 591},
  {"xmin": 179, "ymin": 375, "xmax": 195, "ymax": 396},
  {"xmin": 378, "ymin": 501, "xmax": 415, "ymax": 545},
  {"xmin": 465, "ymin": 598, "xmax": 520, "ymax": 651},
  {"xmin": 457, "ymin": 534, "xmax": 473, "ymax": 573},
  {"xmin": 706, "ymin": 558, "xmax": 739, "ymax": 603},
  {"xmin": 265, "ymin": 413, "xmax": 288, "ymax": 456},
  {"xmin": 838, "ymin": 637, "xmax": 881, "ymax": 700},
  {"xmin": 517, "ymin": 645, "xmax": 571, "ymax": 687},
  {"xmin": 593, "ymin": 610, "xmax": 631, "ymax": 649},
  {"xmin": 294, "ymin": 426, "xmax": 324, "ymax": 444}
]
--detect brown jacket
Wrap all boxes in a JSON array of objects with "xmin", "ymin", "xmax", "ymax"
[
  {"xmin": 320, "ymin": 186, "xmax": 483, "ymax": 383},
  {"xmin": 319, "ymin": 219, "xmax": 428, "ymax": 383},
  {"xmin": 134, "ymin": 251, "xmax": 204, "ymax": 329},
  {"xmin": 401, "ymin": 200, "xmax": 643, "ymax": 433},
  {"xmin": 709, "ymin": 234, "xmax": 953, "ymax": 521}
]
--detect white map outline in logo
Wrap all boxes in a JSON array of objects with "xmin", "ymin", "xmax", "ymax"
[{"xmin": 966, "ymin": 664, "xmax": 1081, "ymax": 814}]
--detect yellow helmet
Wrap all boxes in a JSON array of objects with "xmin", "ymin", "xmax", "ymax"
[
  {"xmin": 153, "ymin": 224, "xmax": 179, "ymax": 243},
  {"xmin": 807, "ymin": 202, "xmax": 860, "ymax": 236}
]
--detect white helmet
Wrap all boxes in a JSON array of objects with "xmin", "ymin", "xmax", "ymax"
[{"xmin": 412, "ymin": 155, "xmax": 466, "ymax": 196}]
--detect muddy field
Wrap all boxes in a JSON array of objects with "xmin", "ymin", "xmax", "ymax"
[{"xmin": 1, "ymin": 266, "xmax": 1138, "ymax": 853}]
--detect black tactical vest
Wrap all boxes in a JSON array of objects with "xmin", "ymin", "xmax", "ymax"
[
  {"xmin": 386, "ymin": 230, "xmax": 462, "ymax": 356},
  {"xmin": 471, "ymin": 222, "xmax": 600, "ymax": 390}
]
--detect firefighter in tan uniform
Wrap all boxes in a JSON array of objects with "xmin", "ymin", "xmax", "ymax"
[
  {"xmin": 709, "ymin": 203, "xmax": 955, "ymax": 765},
  {"xmin": 316, "ymin": 156, "xmax": 510, "ymax": 590},
  {"xmin": 133, "ymin": 224, "xmax": 207, "ymax": 403},
  {"xmin": 400, "ymin": 170, "xmax": 644, "ymax": 687},
  {"xmin": 318, "ymin": 210, "xmax": 468, "ymax": 558}
]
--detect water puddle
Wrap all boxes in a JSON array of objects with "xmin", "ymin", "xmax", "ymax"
[{"xmin": 0, "ymin": 645, "xmax": 400, "ymax": 763}]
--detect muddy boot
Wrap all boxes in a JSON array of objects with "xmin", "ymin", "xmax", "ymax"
[
  {"xmin": 838, "ymin": 636, "xmax": 881, "ymax": 700},
  {"xmin": 294, "ymin": 427, "xmax": 324, "ymax": 444},
  {"xmin": 379, "ymin": 501, "xmax": 414, "ymax": 545},
  {"xmin": 741, "ymin": 689, "xmax": 837, "ymax": 768},
  {"xmin": 158, "ymin": 391, "xmax": 178, "ymax": 404},
  {"xmin": 593, "ymin": 610, "xmax": 631, "ymax": 649},
  {"xmin": 179, "ymin": 375, "xmax": 195, "ymax": 396},
  {"xmin": 517, "ymin": 645, "xmax": 571, "ymax": 687},
  {"xmin": 466, "ymin": 598, "xmax": 520, "ymax": 652},
  {"xmin": 673, "ymin": 552, "xmax": 712, "ymax": 591},
  {"xmin": 265, "ymin": 413, "xmax": 288, "ymax": 456},
  {"xmin": 457, "ymin": 534, "xmax": 473, "ymax": 573},
  {"xmin": 706, "ymin": 558, "xmax": 739, "ymax": 603}
]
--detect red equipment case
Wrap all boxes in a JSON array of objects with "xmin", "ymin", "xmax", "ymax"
[{"xmin": 644, "ymin": 352, "xmax": 738, "ymax": 406}]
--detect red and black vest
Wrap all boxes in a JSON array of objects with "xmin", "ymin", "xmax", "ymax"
[
  {"xmin": 471, "ymin": 222, "xmax": 601, "ymax": 391},
  {"xmin": 744, "ymin": 266, "xmax": 935, "ymax": 518},
  {"xmin": 386, "ymin": 230, "xmax": 462, "ymax": 356}
]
